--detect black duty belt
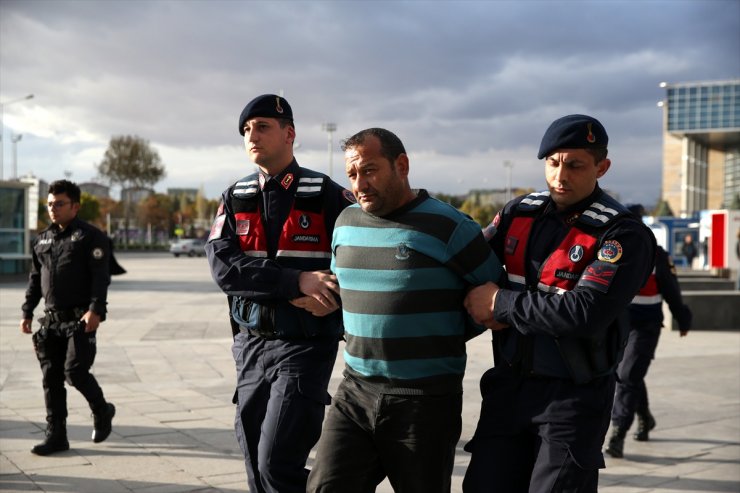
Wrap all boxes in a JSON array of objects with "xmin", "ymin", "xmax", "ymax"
[
  {"xmin": 240, "ymin": 326, "xmax": 279, "ymax": 340},
  {"xmin": 44, "ymin": 307, "xmax": 86, "ymax": 323}
]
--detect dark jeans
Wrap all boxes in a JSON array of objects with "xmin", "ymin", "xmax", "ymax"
[
  {"xmin": 232, "ymin": 333, "xmax": 338, "ymax": 493},
  {"xmin": 463, "ymin": 368, "xmax": 615, "ymax": 493},
  {"xmin": 611, "ymin": 324, "xmax": 661, "ymax": 429},
  {"xmin": 32, "ymin": 321, "xmax": 106, "ymax": 420},
  {"xmin": 307, "ymin": 376, "xmax": 463, "ymax": 493}
]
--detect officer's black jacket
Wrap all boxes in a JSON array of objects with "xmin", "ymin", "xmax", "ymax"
[
  {"xmin": 206, "ymin": 160, "xmax": 351, "ymax": 301},
  {"xmin": 629, "ymin": 246, "xmax": 692, "ymax": 331},
  {"xmin": 487, "ymin": 185, "xmax": 656, "ymax": 381},
  {"xmin": 22, "ymin": 217, "xmax": 110, "ymax": 319}
]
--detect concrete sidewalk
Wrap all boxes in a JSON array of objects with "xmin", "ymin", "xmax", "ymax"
[{"xmin": 1, "ymin": 252, "xmax": 738, "ymax": 492}]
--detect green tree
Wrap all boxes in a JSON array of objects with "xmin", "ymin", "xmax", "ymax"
[
  {"xmin": 652, "ymin": 200, "xmax": 674, "ymax": 217},
  {"xmin": 78, "ymin": 192, "xmax": 101, "ymax": 225},
  {"xmin": 96, "ymin": 135, "xmax": 166, "ymax": 246},
  {"xmin": 459, "ymin": 199, "xmax": 498, "ymax": 227},
  {"xmin": 138, "ymin": 193, "xmax": 173, "ymax": 244},
  {"xmin": 431, "ymin": 192, "xmax": 464, "ymax": 208}
]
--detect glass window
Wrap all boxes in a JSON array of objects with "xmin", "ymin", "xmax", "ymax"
[{"xmin": 0, "ymin": 188, "xmax": 25, "ymax": 228}]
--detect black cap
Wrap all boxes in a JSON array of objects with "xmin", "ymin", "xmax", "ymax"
[
  {"xmin": 238, "ymin": 94, "xmax": 293, "ymax": 136},
  {"xmin": 537, "ymin": 114, "xmax": 608, "ymax": 159}
]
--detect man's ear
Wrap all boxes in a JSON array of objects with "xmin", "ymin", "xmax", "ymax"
[
  {"xmin": 596, "ymin": 158, "xmax": 611, "ymax": 178},
  {"xmin": 394, "ymin": 153, "xmax": 410, "ymax": 178}
]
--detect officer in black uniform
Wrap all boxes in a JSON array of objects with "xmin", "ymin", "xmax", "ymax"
[
  {"xmin": 205, "ymin": 94, "xmax": 354, "ymax": 493},
  {"xmin": 605, "ymin": 204, "xmax": 692, "ymax": 459},
  {"xmin": 462, "ymin": 115, "xmax": 656, "ymax": 491},
  {"xmin": 20, "ymin": 179, "xmax": 116, "ymax": 456}
]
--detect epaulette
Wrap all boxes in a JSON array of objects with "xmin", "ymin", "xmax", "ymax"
[
  {"xmin": 295, "ymin": 168, "xmax": 326, "ymax": 198},
  {"xmin": 229, "ymin": 169, "xmax": 327, "ymax": 199},
  {"xmin": 516, "ymin": 191, "xmax": 550, "ymax": 212},
  {"xmin": 231, "ymin": 172, "xmax": 260, "ymax": 199},
  {"xmin": 577, "ymin": 193, "xmax": 628, "ymax": 228}
]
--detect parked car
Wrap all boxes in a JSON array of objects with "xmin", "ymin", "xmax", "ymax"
[{"xmin": 169, "ymin": 238, "xmax": 206, "ymax": 257}]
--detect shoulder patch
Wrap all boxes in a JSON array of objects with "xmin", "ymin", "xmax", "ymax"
[
  {"xmin": 577, "ymin": 261, "xmax": 619, "ymax": 293},
  {"xmin": 597, "ymin": 240, "xmax": 623, "ymax": 263},
  {"xmin": 343, "ymin": 189, "xmax": 356, "ymax": 203},
  {"xmin": 208, "ymin": 214, "xmax": 226, "ymax": 241},
  {"xmin": 483, "ymin": 212, "xmax": 501, "ymax": 241},
  {"xmin": 92, "ymin": 247, "xmax": 104, "ymax": 260}
]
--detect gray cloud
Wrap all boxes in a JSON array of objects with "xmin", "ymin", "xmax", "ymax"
[{"xmin": 1, "ymin": 0, "xmax": 738, "ymax": 203}]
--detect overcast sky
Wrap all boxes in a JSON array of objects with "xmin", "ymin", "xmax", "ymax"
[{"xmin": 1, "ymin": 0, "xmax": 738, "ymax": 206}]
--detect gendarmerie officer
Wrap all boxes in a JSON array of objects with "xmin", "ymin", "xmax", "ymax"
[
  {"xmin": 605, "ymin": 204, "xmax": 692, "ymax": 459},
  {"xmin": 205, "ymin": 94, "xmax": 354, "ymax": 493},
  {"xmin": 462, "ymin": 115, "xmax": 656, "ymax": 491},
  {"xmin": 20, "ymin": 179, "xmax": 116, "ymax": 456}
]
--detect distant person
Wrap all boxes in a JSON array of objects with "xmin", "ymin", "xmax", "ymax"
[
  {"xmin": 681, "ymin": 234, "xmax": 697, "ymax": 269},
  {"xmin": 20, "ymin": 179, "xmax": 116, "ymax": 456},
  {"xmin": 306, "ymin": 128, "xmax": 503, "ymax": 492},
  {"xmin": 462, "ymin": 115, "xmax": 656, "ymax": 491},
  {"xmin": 604, "ymin": 204, "xmax": 692, "ymax": 458},
  {"xmin": 205, "ymin": 94, "xmax": 354, "ymax": 493}
]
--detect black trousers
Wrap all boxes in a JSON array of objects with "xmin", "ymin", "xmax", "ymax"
[
  {"xmin": 307, "ymin": 376, "xmax": 463, "ymax": 493},
  {"xmin": 463, "ymin": 368, "xmax": 615, "ymax": 493},
  {"xmin": 232, "ymin": 333, "xmax": 338, "ymax": 493},
  {"xmin": 611, "ymin": 323, "xmax": 661, "ymax": 429},
  {"xmin": 32, "ymin": 321, "xmax": 106, "ymax": 420}
]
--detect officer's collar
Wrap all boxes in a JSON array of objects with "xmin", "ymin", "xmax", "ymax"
[
  {"xmin": 51, "ymin": 216, "xmax": 81, "ymax": 235},
  {"xmin": 259, "ymin": 159, "xmax": 299, "ymax": 190},
  {"xmin": 547, "ymin": 184, "xmax": 603, "ymax": 220}
]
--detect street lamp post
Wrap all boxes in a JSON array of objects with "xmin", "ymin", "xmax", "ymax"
[
  {"xmin": 0, "ymin": 93, "xmax": 34, "ymax": 180},
  {"xmin": 503, "ymin": 160, "xmax": 514, "ymax": 203},
  {"xmin": 11, "ymin": 133, "xmax": 22, "ymax": 179},
  {"xmin": 322, "ymin": 122, "xmax": 337, "ymax": 178}
]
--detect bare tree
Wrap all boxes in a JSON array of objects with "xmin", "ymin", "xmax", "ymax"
[{"xmin": 96, "ymin": 135, "xmax": 166, "ymax": 246}]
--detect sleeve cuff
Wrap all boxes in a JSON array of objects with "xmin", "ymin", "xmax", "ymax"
[
  {"xmin": 493, "ymin": 289, "xmax": 518, "ymax": 330},
  {"xmin": 280, "ymin": 268, "xmax": 302, "ymax": 299},
  {"xmin": 89, "ymin": 302, "xmax": 107, "ymax": 316}
]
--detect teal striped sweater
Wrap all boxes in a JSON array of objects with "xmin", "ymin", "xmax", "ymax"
[{"xmin": 331, "ymin": 190, "xmax": 503, "ymax": 394}]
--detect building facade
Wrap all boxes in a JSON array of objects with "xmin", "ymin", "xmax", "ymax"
[
  {"xmin": 660, "ymin": 80, "xmax": 740, "ymax": 217},
  {"xmin": 0, "ymin": 180, "xmax": 31, "ymax": 275}
]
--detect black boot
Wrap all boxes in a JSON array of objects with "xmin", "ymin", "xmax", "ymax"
[
  {"xmin": 31, "ymin": 419, "xmax": 69, "ymax": 456},
  {"xmin": 604, "ymin": 426, "xmax": 626, "ymax": 458},
  {"xmin": 634, "ymin": 409, "xmax": 656, "ymax": 441},
  {"xmin": 92, "ymin": 402, "xmax": 115, "ymax": 443}
]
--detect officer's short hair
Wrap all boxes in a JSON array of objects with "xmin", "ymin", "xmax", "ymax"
[
  {"xmin": 585, "ymin": 147, "xmax": 609, "ymax": 163},
  {"xmin": 341, "ymin": 128, "xmax": 407, "ymax": 166},
  {"xmin": 48, "ymin": 180, "xmax": 81, "ymax": 203}
]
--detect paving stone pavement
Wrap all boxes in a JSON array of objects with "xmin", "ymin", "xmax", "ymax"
[{"xmin": 1, "ymin": 252, "xmax": 738, "ymax": 493}]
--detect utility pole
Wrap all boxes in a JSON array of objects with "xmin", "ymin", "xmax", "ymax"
[{"xmin": 322, "ymin": 123, "xmax": 337, "ymax": 178}]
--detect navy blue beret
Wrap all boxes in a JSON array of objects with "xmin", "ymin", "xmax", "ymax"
[
  {"xmin": 537, "ymin": 114, "xmax": 608, "ymax": 159},
  {"xmin": 238, "ymin": 94, "xmax": 293, "ymax": 136}
]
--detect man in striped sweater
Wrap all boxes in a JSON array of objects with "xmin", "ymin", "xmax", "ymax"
[{"xmin": 307, "ymin": 128, "xmax": 503, "ymax": 493}]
